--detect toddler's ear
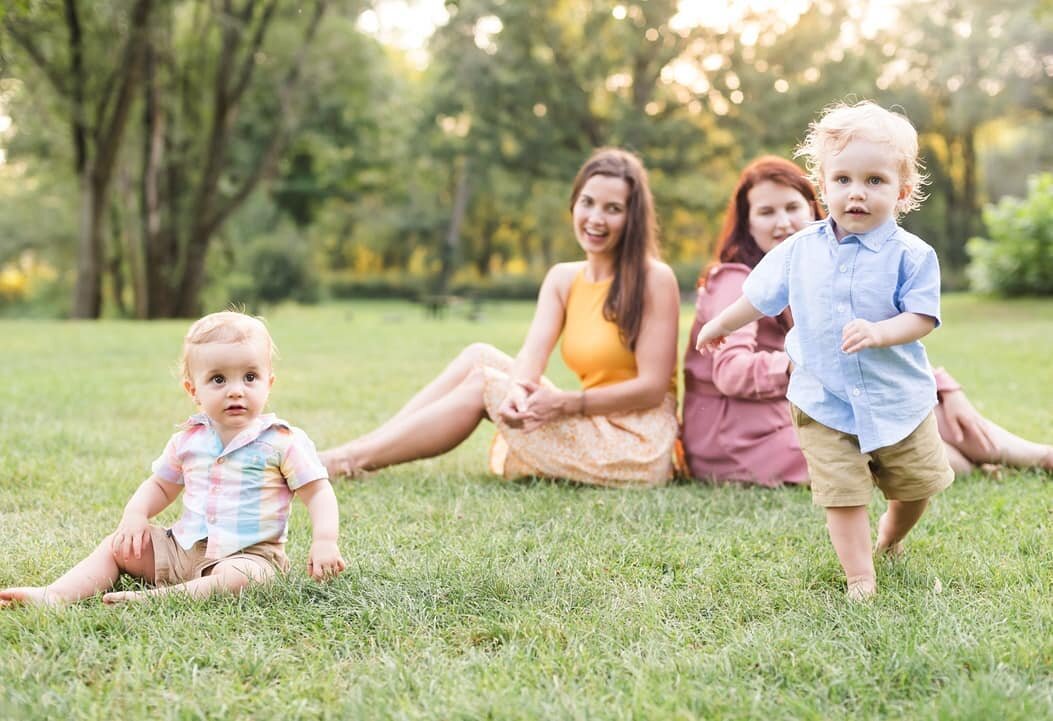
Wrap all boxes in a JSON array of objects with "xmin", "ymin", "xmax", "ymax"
[
  {"xmin": 899, "ymin": 183, "xmax": 913, "ymax": 201},
  {"xmin": 183, "ymin": 379, "xmax": 197, "ymax": 400}
]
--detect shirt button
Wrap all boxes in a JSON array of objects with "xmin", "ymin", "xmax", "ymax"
[
  {"xmin": 852, "ymin": 387, "xmax": 861, "ymax": 397},
  {"xmin": 839, "ymin": 264, "xmax": 848, "ymax": 273},
  {"xmin": 207, "ymin": 514, "xmax": 217, "ymax": 523},
  {"xmin": 217, "ymin": 457, "xmax": 225, "ymax": 465},
  {"xmin": 837, "ymin": 303, "xmax": 847, "ymax": 313}
]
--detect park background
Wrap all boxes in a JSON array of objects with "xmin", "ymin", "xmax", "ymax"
[
  {"xmin": 1, "ymin": 2, "xmax": 1052, "ymax": 720},
  {"xmin": 0, "ymin": 0, "xmax": 1051, "ymax": 317}
]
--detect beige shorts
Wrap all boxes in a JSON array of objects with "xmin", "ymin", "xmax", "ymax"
[
  {"xmin": 148, "ymin": 526, "xmax": 290, "ymax": 586},
  {"xmin": 789, "ymin": 405, "xmax": 954, "ymax": 507}
]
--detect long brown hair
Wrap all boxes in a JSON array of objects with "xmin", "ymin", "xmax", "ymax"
[
  {"xmin": 699, "ymin": 155, "xmax": 823, "ymax": 287},
  {"xmin": 569, "ymin": 147, "xmax": 659, "ymax": 351}
]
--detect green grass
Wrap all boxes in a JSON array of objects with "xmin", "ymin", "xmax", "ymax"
[{"xmin": 1, "ymin": 295, "xmax": 1051, "ymax": 720}]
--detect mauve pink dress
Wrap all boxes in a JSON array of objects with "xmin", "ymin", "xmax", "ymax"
[
  {"xmin": 682, "ymin": 263, "xmax": 960, "ymax": 487},
  {"xmin": 682, "ymin": 263, "xmax": 806, "ymax": 486}
]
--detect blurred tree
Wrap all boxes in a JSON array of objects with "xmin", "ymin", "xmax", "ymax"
[
  {"xmin": 875, "ymin": 0, "xmax": 1053, "ymax": 267},
  {"xmin": 3, "ymin": 0, "xmax": 154, "ymax": 318},
  {"xmin": 132, "ymin": 0, "xmax": 335, "ymax": 318}
]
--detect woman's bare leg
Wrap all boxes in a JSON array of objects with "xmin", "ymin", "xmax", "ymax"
[
  {"xmin": 324, "ymin": 366, "xmax": 492, "ymax": 474},
  {"xmin": 943, "ymin": 442, "xmax": 975, "ymax": 475},
  {"xmin": 0, "ymin": 533, "xmax": 155, "ymax": 607},
  {"xmin": 938, "ymin": 408, "xmax": 1053, "ymax": 471},
  {"xmin": 322, "ymin": 343, "xmax": 511, "ymax": 475}
]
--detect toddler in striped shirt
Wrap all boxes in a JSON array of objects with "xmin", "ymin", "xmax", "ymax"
[{"xmin": 1, "ymin": 311, "xmax": 345, "ymax": 606}]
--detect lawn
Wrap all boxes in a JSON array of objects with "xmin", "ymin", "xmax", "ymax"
[{"xmin": 1, "ymin": 295, "xmax": 1051, "ymax": 720}]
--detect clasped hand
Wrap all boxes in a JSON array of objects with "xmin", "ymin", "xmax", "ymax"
[{"xmin": 497, "ymin": 380, "xmax": 564, "ymax": 433}]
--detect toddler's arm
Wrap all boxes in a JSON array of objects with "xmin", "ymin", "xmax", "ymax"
[
  {"xmin": 695, "ymin": 295, "xmax": 764, "ymax": 354},
  {"xmin": 841, "ymin": 312, "xmax": 936, "ymax": 354},
  {"xmin": 297, "ymin": 479, "xmax": 346, "ymax": 581},
  {"xmin": 113, "ymin": 475, "xmax": 182, "ymax": 560}
]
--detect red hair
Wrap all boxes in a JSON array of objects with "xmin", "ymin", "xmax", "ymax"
[{"xmin": 699, "ymin": 156, "xmax": 823, "ymax": 287}]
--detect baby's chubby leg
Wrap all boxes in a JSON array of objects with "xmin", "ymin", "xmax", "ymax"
[
  {"xmin": 825, "ymin": 505, "xmax": 876, "ymax": 601},
  {"xmin": 1, "ymin": 532, "xmax": 156, "ymax": 608},
  {"xmin": 103, "ymin": 555, "xmax": 275, "ymax": 604},
  {"xmin": 875, "ymin": 498, "xmax": 929, "ymax": 557}
]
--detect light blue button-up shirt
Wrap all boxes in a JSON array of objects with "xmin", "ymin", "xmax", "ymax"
[{"xmin": 743, "ymin": 217, "xmax": 941, "ymax": 453}]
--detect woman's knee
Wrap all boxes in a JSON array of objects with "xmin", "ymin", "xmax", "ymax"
[{"xmin": 460, "ymin": 342, "xmax": 498, "ymax": 366}]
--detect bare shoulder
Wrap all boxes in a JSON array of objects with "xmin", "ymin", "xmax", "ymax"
[
  {"xmin": 542, "ymin": 261, "xmax": 585, "ymax": 298},
  {"xmin": 644, "ymin": 259, "xmax": 679, "ymax": 296}
]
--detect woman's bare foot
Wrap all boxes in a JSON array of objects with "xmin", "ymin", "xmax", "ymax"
[
  {"xmin": 0, "ymin": 587, "xmax": 61, "ymax": 607},
  {"xmin": 874, "ymin": 512, "xmax": 905, "ymax": 559},
  {"xmin": 1040, "ymin": 447, "xmax": 1053, "ymax": 471},
  {"xmin": 320, "ymin": 444, "xmax": 366, "ymax": 479},
  {"xmin": 846, "ymin": 575, "xmax": 877, "ymax": 601},
  {"xmin": 102, "ymin": 590, "xmax": 151, "ymax": 604}
]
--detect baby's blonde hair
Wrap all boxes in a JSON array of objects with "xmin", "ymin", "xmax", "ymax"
[
  {"xmin": 795, "ymin": 100, "xmax": 928, "ymax": 216},
  {"xmin": 180, "ymin": 311, "xmax": 276, "ymax": 381}
]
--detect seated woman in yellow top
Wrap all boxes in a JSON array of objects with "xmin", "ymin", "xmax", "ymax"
[{"xmin": 321, "ymin": 148, "xmax": 680, "ymax": 488}]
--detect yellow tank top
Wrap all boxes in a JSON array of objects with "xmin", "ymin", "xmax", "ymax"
[{"xmin": 560, "ymin": 270, "xmax": 637, "ymax": 390}]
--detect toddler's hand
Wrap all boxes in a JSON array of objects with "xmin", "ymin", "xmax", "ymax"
[
  {"xmin": 307, "ymin": 540, "xmax": 346, "ymax": 581},
  {"xmin": 841, "ymin": 319, "xmax": 883, "ymax": 353},
  {"xmin": 112, "ymin": 514, "xmax": 151, "ymax": 560},
  {"xmin": 695, "ymin": 320, "xmax": 728, "ymax": 354}
]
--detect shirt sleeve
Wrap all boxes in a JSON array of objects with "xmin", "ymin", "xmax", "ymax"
[
  {"xmin": 706, "ymin": 269, "xmax": 791, "ymax": 400},
  {"xmin": 279, "ymin": 426, "xmax": 329, "ymax": 491},
  {"xmin": 742, "ymin": 238, "xmax": 791, "ymax": 318},
  {"xmin": 897, "ymin": 245, "xmax": 942, "ymax": 327},
  {"xmin": 150, "ymin": 432, "xmax": 185, "ymax": 485}
]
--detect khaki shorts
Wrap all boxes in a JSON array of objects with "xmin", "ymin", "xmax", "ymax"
[
  {"xmin": 148, "ymin": 526, "xmax": 290, "ymax": 586},
  {"xmin": 789, "ymin": 405, "xmax": 954, "ymax": 507}
]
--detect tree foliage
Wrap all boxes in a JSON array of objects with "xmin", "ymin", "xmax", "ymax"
[{"xmin": 2, "ymin": 0, "xmax": 1053, "ymax": 317}]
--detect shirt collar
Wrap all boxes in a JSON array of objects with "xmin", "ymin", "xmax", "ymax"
[
  {"xmin": 180, "ymin": 412, "xmax": 286, "ymax": 440},
  {"xmin": 823, "ymin": 216, "xmax": 898, "ymax": 252}
]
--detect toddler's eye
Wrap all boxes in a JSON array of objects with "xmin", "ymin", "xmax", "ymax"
[
  {"xmin": 210, "ymin": 374, "xmax": 225, "ymax": 385},
  {"xmin": 836, "ymin": 176, "xmax": 850, "ymax": 184},
  {"xmin": 868, "ymin": 177, "xmax": 883, "ymax": 185},
  {"xmin": 245, "ymin": 372, "xmax": 257, "ymax": 383}
]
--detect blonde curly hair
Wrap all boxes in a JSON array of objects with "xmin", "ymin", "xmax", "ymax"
[{"xmin": 795, "ymin": 100, "xmax": 928, "ymax": 217}]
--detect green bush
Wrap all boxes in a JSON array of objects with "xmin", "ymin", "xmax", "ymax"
[
  {"xmin": 966, "ymin": 173, "xmax": 1053, "ymax": 296},
  {"xmin": 222, "ymin": 233, "xmax": 320, "ymax": 310}
]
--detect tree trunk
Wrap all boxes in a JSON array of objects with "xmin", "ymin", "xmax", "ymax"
[
  {"xmin": 71, "ymin": 176, "xmax": 105, "ymax": 318},
  {"xmin": 439, "ymin": 155, "xmax": 471, "ymax": 294},
  {"xmin": 69, "ymin": 0, "xmax": 155, "ymax": 318}
]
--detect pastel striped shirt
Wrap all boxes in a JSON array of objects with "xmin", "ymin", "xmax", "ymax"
[{"xmin": 151, "ymin": 412, "xmax": 328, "ymax": 559}]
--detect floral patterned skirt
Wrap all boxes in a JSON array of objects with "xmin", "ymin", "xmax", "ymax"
[{"xmin": 475, "ymin": 345, "xmax": 677, "ymax": 488}]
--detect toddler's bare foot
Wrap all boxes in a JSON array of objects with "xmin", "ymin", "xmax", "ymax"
[
  {"xmin": 846, "ymin": 575, "xmax": 877, "ymax": 602},
  {"xmin": 874, "ymin": 512, "xmax": 905, "ymax": 559},
  {"xmin": 320, "ymin": 445, "xmax": 366, "ymax": 479},
  {"xmin": 0, "ymin": 587, "xmax": 61, "ymax": 607},
  {"xmin": 102, "ymin": 590, "xmax": 152, "ymax": 605}
]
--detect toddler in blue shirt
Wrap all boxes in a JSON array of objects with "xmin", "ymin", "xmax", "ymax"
[{"xmin": 695, "ymin": 101, "xmax": 954, "ymax": 601}]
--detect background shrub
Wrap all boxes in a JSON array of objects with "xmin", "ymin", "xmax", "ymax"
[{"xmin": 967, "ymin": 173, "xmax": 1053, "ymax": 296}]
